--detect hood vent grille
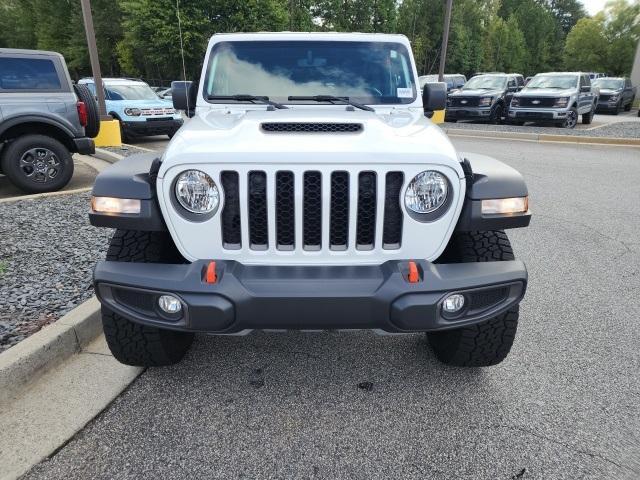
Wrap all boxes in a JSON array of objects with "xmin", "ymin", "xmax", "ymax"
[{"xmin": 261, "ymin": 122, "xmax": 363, "ymax": 133}]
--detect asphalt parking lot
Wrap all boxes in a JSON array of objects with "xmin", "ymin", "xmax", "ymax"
[{"xmin": 23, "ymin": 137, "xmax": 640, "ymax": 479}]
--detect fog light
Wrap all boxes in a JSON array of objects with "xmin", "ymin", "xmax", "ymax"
[
  {"xmin": 443, "ymin": 294, "xmax": 465, "ymax": 313},
  {"xmin": 158, "ymin": 295, "xmax": 182, "ymax": 314}
]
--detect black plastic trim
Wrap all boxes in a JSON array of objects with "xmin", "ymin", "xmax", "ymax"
[
  {"xmin": 461, "ymin": 152, "xmax": 528, "ymax": 200},
  {"xmin": 94, "ymin": 259, "xmax": 527, "ymax": 334},
  {"xmin": 91, "ymin": 153, "xmax": 158, "ymax": 199},
  {"xmin": 72, "ymin": 137, "xmax": 95, "ymax": 154}
]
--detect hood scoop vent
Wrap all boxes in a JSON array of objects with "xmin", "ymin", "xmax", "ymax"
[{"xmin": 261, "ymin": 122, "xmax": 363, "ymax": 133}]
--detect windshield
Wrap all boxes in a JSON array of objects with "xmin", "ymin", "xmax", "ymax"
[
  {"xmin": 526, "ymin": 75, "xmax": 578, "ymax": 89},
  {"xmin": 593, "ymin": 79, "xmax": 624, "ymax": 90},
  {"xmin": 106, "ymin": 84, "xmax": 160, "ymax": 101},
  {"xmin": 419, "ymin": 75, "xmax": 454, "ymax": 89},
  {"xmin": 204, "ymin": 41, "xmax": 416, "ymax": 105},
  {"xmin": 463, "ymin": 75, "xmax": 507, "ymax": 90}
]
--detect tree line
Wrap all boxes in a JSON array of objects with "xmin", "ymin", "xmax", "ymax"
[{"xmin": 0, "ymin": 0, "xmax": 638, "ymax": 85}]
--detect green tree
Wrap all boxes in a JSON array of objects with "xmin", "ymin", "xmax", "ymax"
[
  {"xmin": 602, "ymin": 0, "xmax": 640, "ymax": 75},
  {"xmin": 312, "ymin": 0, "xmax": 397, "ymax": 32},
  {"xmin": 542, "ymin": 0, "xmax": 588, "ymax": 35},
  {"xmin": 482, "ymin": 15, "xmax": 526, "ymax": 73},
  {"xmin": 563, "ymin": 16, "xmax": 609, "ymax": 72},
  {"xmin": 117, "ymin": 0, "xmax": 289, "ymax": 81}
]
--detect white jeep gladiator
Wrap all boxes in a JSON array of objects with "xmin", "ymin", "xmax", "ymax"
[{"xmin": 89, "ymin": 33, "xmax": 531, "ymax": 367}]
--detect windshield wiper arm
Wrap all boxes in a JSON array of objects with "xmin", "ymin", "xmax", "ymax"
[
  {"xmin": 287, "ymin": 95, "xmax": 375, "ymax": 112},
  {"xmin": 207, "ymin": 94, "xmax": 288, "ymax": 109}
]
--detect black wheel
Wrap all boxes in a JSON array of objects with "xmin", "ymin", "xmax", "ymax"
[
  {"xmin": 102, "ymin": 230, "xmax": 193, "ymax": 367},
  {"xmin": 73, "ymin": 83, "xmax": 100, "ymax": 138},
  {"xmin": 624, "ymin": 98, "xmax": 632, "ymax": 112},
  {"xmin": 118, "ymin": 121, "xmax": 132, "ymax": 144},
  {"xmin": 0, "ymin": 134, "xmax": 73, "ymax": 193},
  {"xmin": 428, "ymin": 231, "xmax": 519, "ymax": 367},
  {"xmin": 563, "ymin": 107, "xmax": 578, "ymax": 128},
  {"xmin": 488, "ymin": 103, "xmax": 502, "ymax": 124},
  {"xmin": 582, "ymin": 104, "xmax": 594, "ymax": 124}
]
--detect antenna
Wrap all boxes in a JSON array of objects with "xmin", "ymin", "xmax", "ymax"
[{"xmin": 175, "ymin": 0, "xmax": 189, "ymax": 113}]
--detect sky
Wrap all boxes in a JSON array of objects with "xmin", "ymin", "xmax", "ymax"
[{"xmin": 580, "ymin": 0, "xmax": 608, "ymax": 15}]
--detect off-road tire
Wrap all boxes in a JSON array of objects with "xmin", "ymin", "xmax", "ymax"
[
  {"xmin": 102, "ymin": 230, "xmax": 193, "ymax": 366},
  {"xmin": 73, "ymin": 83, "xmax": 100, "ymax": 138},
  {"xmin": 428, "ymin": 231, "xmax": 519, "ymax": 367},
  {"xmin": 0, "ymin": 134, "xmax": 74, "ymax": 193},
  {"xmin": 582, "ymin": 104, "xmax": 594, "ymax": 124}
]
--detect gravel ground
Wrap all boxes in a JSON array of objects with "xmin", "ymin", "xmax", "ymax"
[
  {"xmin": 24, "ymin": 139, "xmax": 640, "ymax": 479},
  {"xmin": 0, "ymin": 192, "xmax": 112, "ymax": 352},
  {"xmin": 444, "ymin": 120, "xmax": 640, "ymax": 138}
]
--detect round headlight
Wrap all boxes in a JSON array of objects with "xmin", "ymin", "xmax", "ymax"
[
  {"xmin": 175, "ymin": 170, "xmax": 219, "ymax": 214},
  {"xmin": 405, "ymin": 171, "xmax": 448, "ymax": 214}
]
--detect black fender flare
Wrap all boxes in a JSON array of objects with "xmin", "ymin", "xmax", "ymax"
[
  {"xmin": 455, "ymin": 153, "xmax": 531, "ymax": 231},
  {"xmin": 0, "ymin": 114, "xmax": 76, "ymax": 139},
  {"xmin": 90, "ymin": 153, "xmax": 167, "ymax": 231}
]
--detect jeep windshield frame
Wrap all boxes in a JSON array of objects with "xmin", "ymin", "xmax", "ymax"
[{"xmin": 202, "ymin": 40, "xmax": 417, "ymax": 106}]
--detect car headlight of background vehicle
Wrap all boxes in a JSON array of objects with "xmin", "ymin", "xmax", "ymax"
[
  {"xmin": 553, "ymin": 97, "xmax": 569, "ymax": 108},
  {"xmin": 405, "ymin": 171, "xmax": 448, "ymax": 214},
  {"xmin": 175, "ymin": 170, "xmax": 220, "ymax": 215},
  {"xmin": 124, "ymin": 107, "xmax": 141, "ymax": 116},
  {"xmin": 511, "ymin": 97, "xmax": 520, "ymax": 107},
  {"xmin": 478, "ymin": 97, "xmax": 493, "ymax": 107}
]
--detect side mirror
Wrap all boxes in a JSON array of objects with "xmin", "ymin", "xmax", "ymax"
[
  {"xmin": 422, "ymin": 82, "xmax": 447, "ymax": 113},
  {"xmin": 580, "ymin": 85, "xmax": 590, "ymax": 92},
  {"xmin": 172, "ymin": 80, "xmax": 194, "ymax": 114}
]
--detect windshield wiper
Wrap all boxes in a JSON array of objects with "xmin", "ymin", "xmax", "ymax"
[
  {"xmin": 287, "ymin": 95, "xmax": 375, "ymax": 112},
  {"xmin": 207, "ymin": 94, "xmax": 288, "ymax": 109}
]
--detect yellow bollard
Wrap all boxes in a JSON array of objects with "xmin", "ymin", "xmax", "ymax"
[
  {"xmin": 93, "ymin": 119, "xmax": 122, "ymax": 147},
  {"xmin": 431, "ymin": 109, "xmax": 446, "ymax": 124}
]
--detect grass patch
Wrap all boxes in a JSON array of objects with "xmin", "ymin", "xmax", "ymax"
[{"xmin": 0, "ymin": 261, "xmax": 7, "ymax": 277}]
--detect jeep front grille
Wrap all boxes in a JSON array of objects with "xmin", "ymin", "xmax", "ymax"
[{"xmin": 220, "ymin": 170, "xmax": 404, "ymax": 252}]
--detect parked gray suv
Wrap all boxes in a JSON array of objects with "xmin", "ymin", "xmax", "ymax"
[
  {"xmin": 508, "ymin": 72, "xmax": 597, "ymax": 128},
  {"xmin": 0, "ymin": 49, "xmax": 99, "ymax": 193}
]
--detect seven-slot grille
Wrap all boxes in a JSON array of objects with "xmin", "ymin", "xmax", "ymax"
[{"xmin": 220, "ymin": 170, "xmax": 404, "ymax": 252}]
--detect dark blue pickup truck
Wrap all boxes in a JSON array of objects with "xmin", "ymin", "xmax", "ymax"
[{"xmin": 593, "ymin": 77, "xmax": 636, "ymax": 114}]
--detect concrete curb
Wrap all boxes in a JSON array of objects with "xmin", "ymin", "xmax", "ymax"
[
  {"xmin": 122, "ymin": 142, "xmax": 156, "ymax": 152},
  {"xmin": 443, "ymin": 127, "xmax": 640, "ymax": 147},
  {"xmin": 0, "ymin": 297, "xmax": 101, "ymax": 405},
  {"xmin": 93, "ymin": 147, "xmax": 124, "ymax": 163},
  {"xmin": 0, "ymin": 187, "xmax": 92, "ymax": 204}
]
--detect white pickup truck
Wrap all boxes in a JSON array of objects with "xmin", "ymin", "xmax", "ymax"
[{"xmin": 89, "ymin": 32, "xmax": 531, "ymax": 368}]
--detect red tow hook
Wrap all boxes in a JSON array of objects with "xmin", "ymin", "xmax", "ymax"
[
  {"xmin": 205, "ymin": 261, "xmax": 217, "ymax": 284},
  {"xmin": 407, "ymin": 261, "xmax": 420, "ymax": 284}
]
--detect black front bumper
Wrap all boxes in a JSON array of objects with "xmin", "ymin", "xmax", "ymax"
[
  {"xmin": 122, "ymin": 118, "xmax": 183, "ymax": 136},
  {"xmin": 445, "ymin": 108, "xmax": 492, "ymax": 120},
  {"xmin": 94, "ymin": 260, "xmax": 527, "ymax": 334},
  {"xmin": 596, "ymin": 103, "xmax": 618, "ymax": 112}
]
